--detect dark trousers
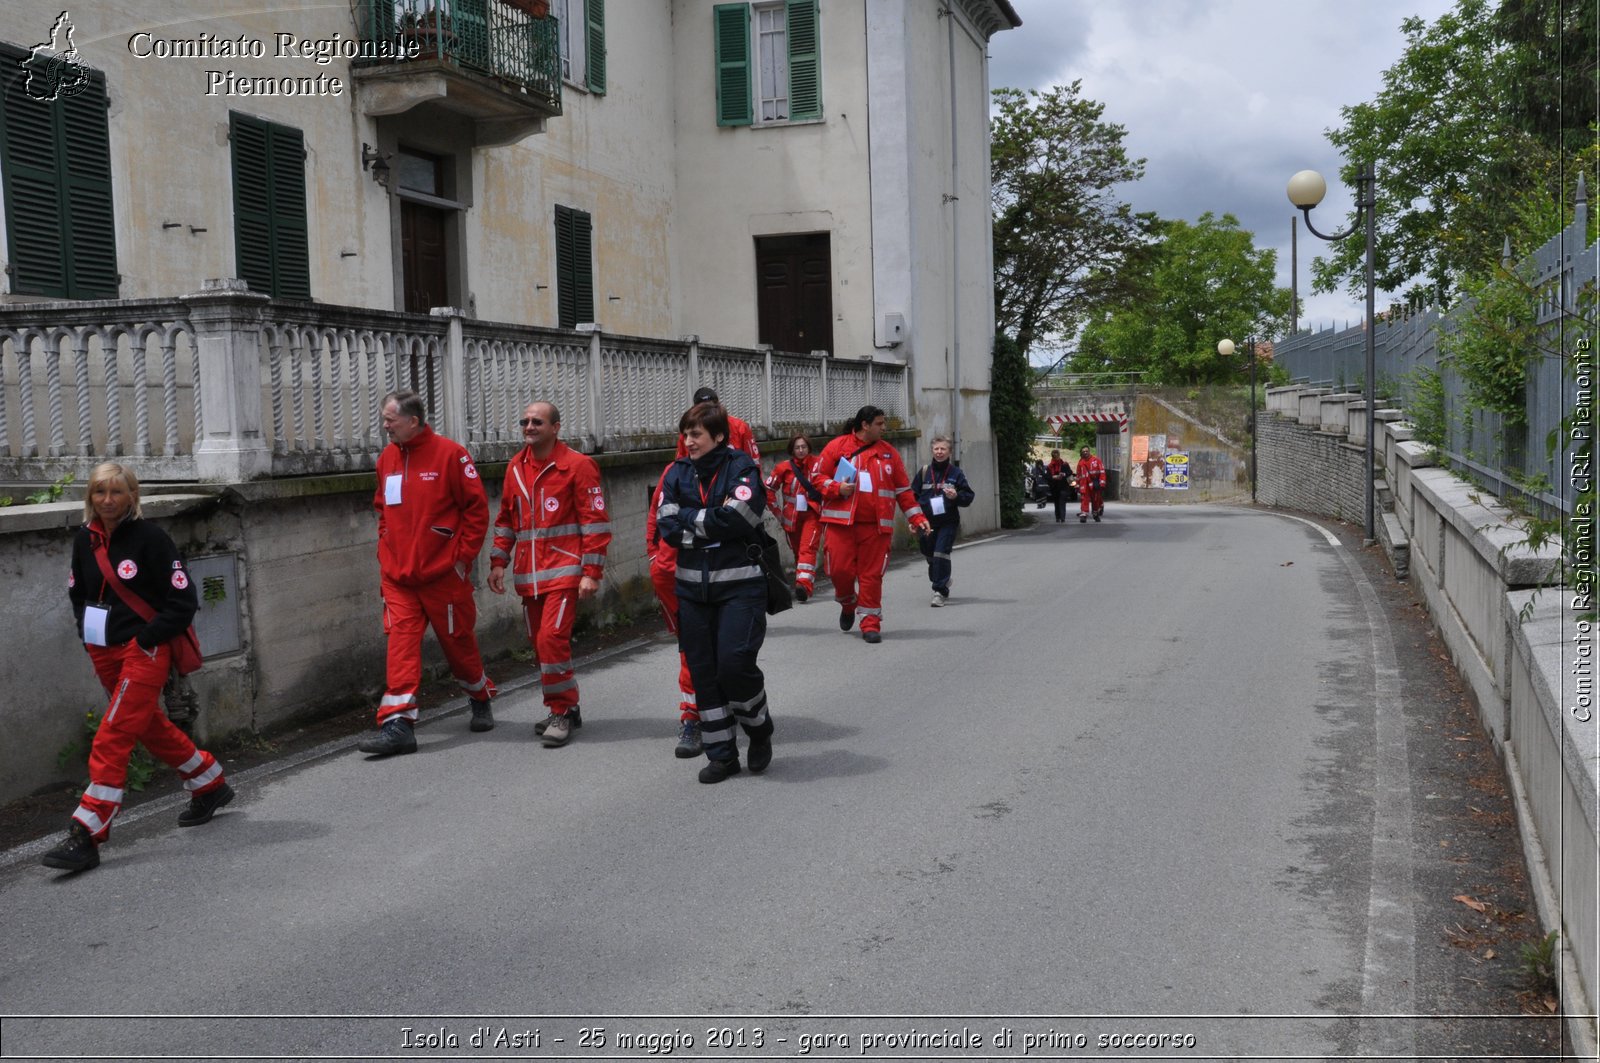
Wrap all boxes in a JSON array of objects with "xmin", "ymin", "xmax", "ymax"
[
  {"xmin": 677, "ymin": 585, "xmax": 771, "ymax": 763},
  {"xmin": 1050, "ymin": 483, "xmax": 1066, "ymax": 521},
  {"xmin": 920, "ymin": 523, "xmax": 958, "ymax": 594}
]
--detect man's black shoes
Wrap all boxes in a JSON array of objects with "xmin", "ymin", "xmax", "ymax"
[
  {"xmin": 863, "ymin": 630, "xmax": 883, "ymax": 644},
  {"xmin": 839, "ymin": 608, "xmax": 855, "ymax": 631},
  {"xmin": 359, "ymin": 718, "xmax": 417, "ymax": 757},
  {"xmin": 178, "ymin": 782, "xmax": 235, "ymax": 827},
  {"xmin": 40, "ymin": 822, "xmax": 99, "ymax": 873},
  {"xmin": 469, "ymin": 698, "xmax": 495, "ymax": 732}
]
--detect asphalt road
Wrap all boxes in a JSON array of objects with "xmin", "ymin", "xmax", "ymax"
[{"xmin": 0, "ymin": 504, "xmax": 1563, "ymax": 1061}]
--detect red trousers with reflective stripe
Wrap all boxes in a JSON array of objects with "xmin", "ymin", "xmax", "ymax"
[
  {"xmin": 76, "ymin": 641, "xmax": 225, "ymax": 843},
  {"xmin": 787, "ymin": 512, "xmax": 824, "ymax": 592},
  {"xmin": 523, "ymin": 588, "xmax": 580, "ymax": 714},
  {"xmin": 827, "ymin": 523, "xmax": 892, "ymax": 632},
  {"xmin": 381, "ymin": 572, "xmax": 497, "ymax": 725},
  {"xmin": 650, "ymin": 560, "xmax": 697, "ymax": 721}
]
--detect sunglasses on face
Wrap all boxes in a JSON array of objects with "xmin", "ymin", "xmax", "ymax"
[{"xmin": 519, "ymin": 417, "xmax": 546, "ymax": 428}]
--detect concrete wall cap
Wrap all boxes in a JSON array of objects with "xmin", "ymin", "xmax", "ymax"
[
  {"xmin": 1509, "ymin": 589, "xmax": 1598, "ymax": 838},
  {"xmin": 1413, "ymin": 470, "xmax": 1565, "ymax": 581}
]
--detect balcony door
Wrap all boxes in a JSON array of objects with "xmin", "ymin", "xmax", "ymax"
[{"xmin": 395, "ymin": 148, "xmax": 455, "ymax": 313}]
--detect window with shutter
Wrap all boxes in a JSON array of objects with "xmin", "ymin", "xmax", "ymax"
[
  {"xmin": 0, "ymin": 43, "xmax": 119, "ymax": 299},
  {"xmin": 229, "ymin": 112, "xmax": 311, "ymax": 300},
  {"xmin": 713, "ymin": 2, "xmax": 820, "ymax": 128},
  {"xmin": 554, "ymin": 204, "xmax": 594, "ymax": 329}
]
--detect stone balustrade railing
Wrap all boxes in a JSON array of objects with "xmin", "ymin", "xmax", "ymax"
[{"xmin": 0, "ymin": 279, "xmax": 911, "ymax": 482}]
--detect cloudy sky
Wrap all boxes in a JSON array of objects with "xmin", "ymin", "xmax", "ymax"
[{"xmin": 988, "ymin": 0, "xmax": 1458, "ymax": 359}]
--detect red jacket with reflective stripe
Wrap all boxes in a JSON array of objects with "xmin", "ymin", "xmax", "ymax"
[
  {"xmin": 764, "ymin": 455, "xmax": 823, "ymax": 533},
  {"xmin": 490, "ymin": 440, "xmax": 611, "ymax": 596},
  {"xmin": 814, "ymin": 434, "xmax": 927, "ymax": 531},
  {"xmin": 1075, "ymin": 454, "xmax": 1106, "ymax": 489},
  {"xmin": 374, "ymin": 425, "xmax": 489, "ymax": 588}
]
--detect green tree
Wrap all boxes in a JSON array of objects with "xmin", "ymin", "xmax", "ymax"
[
  {"xmin": 1314, "ymin": 0, "xmax": 1596, "ymax": 305},
  {"xmin": 991, "ymin": 82, "xmax": 1157, "ymax": 355},
  {"xmin": 989, "ymin": 329, "xmax": 1040, "ymax": 527},
  {"xmin": 1072, "ymin": 213, "xmax": 1292, "ymax": 385}
]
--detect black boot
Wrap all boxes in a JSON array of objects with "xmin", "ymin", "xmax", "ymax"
[
  {"xmin": 178, "ymin": 782, "xmax": 235, "ymax": 826},
  {"xmin": 469, "ymin": 698, "xmax": 495, "ymax": 732},
  {"xmin": 746, "ymin": 724, "xmax": 773, "ymax": 774},
  {"xmin": 698, "ymin": 757, "xmax": 742, "ymax": 784},
  {"xmin": 358, "ymin": 718, "xmax": 417, "ymax": 757},
  {"xmin": 41, "ymin": 822, "xmax": 99, "ymax": 873}
]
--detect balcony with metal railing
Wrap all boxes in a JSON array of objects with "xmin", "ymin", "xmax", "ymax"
[{"xmin": 351, "ymin": 0, "xmax": 561, "ymax": 146}]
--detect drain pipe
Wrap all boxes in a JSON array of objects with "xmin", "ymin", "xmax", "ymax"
[{"xmin": 945, "ymin": 0, "xmax": 962, "ymax": 458}]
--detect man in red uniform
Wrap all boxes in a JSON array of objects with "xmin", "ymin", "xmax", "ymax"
[
  {"xmin": 815, "ymin": 404, "xmax": 930, "ymax": 644},
  {"xmin": 653, "ymin": 385, "xmax": 760, "ymax": 756},
  {"xmin": 1076, "ymin": 445, "xmax": 1107, "ymax": 523},
  {"xmin": 360, "ymin": 391, "xmax": 497, "ymax": 757},
  {"xmin": 489, "ymin": 400, "xmax": 611, "ymax": 747},
  {"xmin": 647, "ymin": 462, "xmax": 702, "ymax": 758}
]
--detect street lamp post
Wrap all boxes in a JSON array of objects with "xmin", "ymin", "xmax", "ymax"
[
  {"xmin": 1217, "ymin": 337, "xmax": 1257, "ymax": 502},
  {"xmin": 1287, "ymin": 163, "xmax": 1378, "ymax": 544}
]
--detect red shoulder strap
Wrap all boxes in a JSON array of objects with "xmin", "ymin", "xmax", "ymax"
[{"xmin": 90, "ymin": 532, "xmax": 157, "ymax": 623}]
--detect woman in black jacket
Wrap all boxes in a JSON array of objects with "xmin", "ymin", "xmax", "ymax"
[
  {"xmin": 656, "ymin": 403, "xmax": 775, "ymax": 783},
  {"xmin": 42, "ymin": 463, "xmax": 234, "ymax": 873}
]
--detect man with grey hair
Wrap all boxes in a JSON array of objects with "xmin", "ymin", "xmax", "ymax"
[{"xmin": 360, "ymin": 390, "xmax": 497, "ymax": 758}]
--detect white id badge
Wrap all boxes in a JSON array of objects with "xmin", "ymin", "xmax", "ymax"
[
  {"xmin": 929, "ymin": 495, "xmax": 946, "ymax": 516},
  {"xmin": 384, "ymin": 473, "xmax": 403, "ymax": 505},
  {"xmin": 795, "ymin": 493, "xmax": 808, "ymax": 512},
  {"xmin": 83, "ymin": 604, "xmax": 110, "ymax": 647},
  {"xmin": 858, "ymin": 470, "xmax": 874, "ymax": 495}
]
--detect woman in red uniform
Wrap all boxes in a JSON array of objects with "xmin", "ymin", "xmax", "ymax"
[
  {"xmin": 765, "ymin": 433, "xmax": 825, "ymax": 602},
  {"xmin": 44, "ymin": 463, "xmax": 233, "ymax": 873}
]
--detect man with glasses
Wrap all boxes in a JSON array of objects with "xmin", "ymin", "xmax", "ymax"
[
  {"xmin": 488, "ymin": 401, "xmax": 611, "ymax": 747},
  {"xmin": 360, "ymin": 390, "xmax": 497, "ymax": 758}
]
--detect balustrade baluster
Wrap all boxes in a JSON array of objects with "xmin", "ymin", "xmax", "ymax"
[
  {"xmin": 101, "ymin": 330, "xmax": 122, "ymax": 456},
  {"xmin": 46, "ymin": 335, "xmax": 66, "ymax": 457},
  {"xmin": 72, "ymin": 331, "xmax": 93, "ymax": 456},
  {"xmin": 268, "ymin": 328, "xmax": 287, "ymax": 456},
  {"xmin": 130, "ymin": 330, "xmax": 150, "ymax": 457},
  {"xmin": 161, "ymin": 332, "xmax": 181, "ymax": 456},
  {"xmin": 18, "ymin": 341, "xmax": 38, "ymax": 458},
  {"xmin": 310, "ymin": 330, "xmax": 328, "ymax": 450}
]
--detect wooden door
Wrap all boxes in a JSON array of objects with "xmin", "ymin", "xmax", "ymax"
[
  {"xmin": 756, "ymin": 233, "xmax": 832, "ymax": 354},
  {"xmin": 401, "ymin": 200, "xmax": 449, "ymax": 313}
]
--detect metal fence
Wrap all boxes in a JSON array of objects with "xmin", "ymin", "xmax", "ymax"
[
  {"xmin": 354, "ymin": 0, "xmax": 562, "ymax": 111},
  {"xmin": 1275, "ymin": 196, "xmax": 1595, "ymax": 517},
  {"xmin": 0, "ymin": 285, "xmax": 911, "ymax": 482}
]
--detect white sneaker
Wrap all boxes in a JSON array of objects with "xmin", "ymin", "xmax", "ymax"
[{"xmin": 930, "ymin": 592, "xmax": 947, "ymax": 607}]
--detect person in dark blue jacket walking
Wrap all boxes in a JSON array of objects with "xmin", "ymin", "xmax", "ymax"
[
  {"xmin": 656, "ymin": 402, "xmax": 775, "ymax": 783},
  {"xmin": 910, "ymin": 435, "xmax": 976, "ymax": 607}
]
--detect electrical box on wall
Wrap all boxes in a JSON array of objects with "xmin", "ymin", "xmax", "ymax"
[
  {"xmin": 187, "ymin": 553, "xmax": 242, "ymax": 657},
  {"xmin": 882, "ymin": 313, "xmax": 906, "ymax": 346}
]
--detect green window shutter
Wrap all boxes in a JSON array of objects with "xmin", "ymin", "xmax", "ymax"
[
  {"xmin": 571, "ymin": 209, "xmax": 593, "ymax": 324},
  {"xmin": 555, "ymin": 205, "xmax": 594, "ymax": 329},
  {"xmin": 268, "ymin": 125, "xmax": 311, "ymax": 299},
  {"xmin": 59, "ymin": 73, "xmax": 119, "ymax": 297},
  {"xmin": 584, "ymin": 0, "xmax": 606, "ymax": 94},
  {"xmin": 230, "ymin": 114, "xmax": 275, "ymax": 297},
  {"xmin": 0, "ymin": 45, "xmax": 118, "ymax": 299},
  {"xmin": 713, "ymin": 4, "xmax": 752, "ymax": 127},
  {"xmin": 785, "ymin": 0, "xmax": 821, "ymax": 121},
  {"xmin": 230, "ymin": 113, "xmax": 311, "ymax": 299}
]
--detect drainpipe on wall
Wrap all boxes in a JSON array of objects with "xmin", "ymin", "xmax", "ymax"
[{"xmin": 945, "ymin": 0, "xmax": 962, "ymax": 459}]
